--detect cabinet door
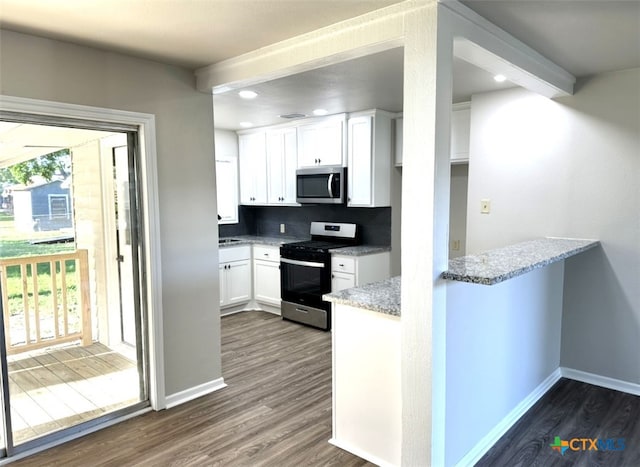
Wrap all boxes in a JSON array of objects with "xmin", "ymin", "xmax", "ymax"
[
  {"xmin": 297, "ymin": 116, "xmax": 344, "ymax": 167},
  {"xmin": 239, "ymin": 132, "xmax": 267, "ymax": 204},
  {"xmin": 266, "ymin": 128, "xmax": 298, "ymax": 204},
  {"xmin": 281, "ymin": 129, "xmax": 298, "ymax": 203},
  {"xmin": 226, "ymin": 259, "xmax": 251, "ymax": 305},
  {"xmin": 394, "ymin": 117, "xmax": 403, "ymax": 166},
  {"xmin": 347, "ymin": 115, "xmax": 373, "ymax": 206},
  {"xmin": 332, "ymin": 271, "xmax": 356, "ymax": 293},
  {"xmin": 219, "ymin": 263, "xmax": 228, "ymax": 307},
  {"xmin": 215, "ymin": 155, "xmax": 238, "ymax": 224},
  {"xmin": 254, "ymin": 259, "xmax": 281, "ymax": 306},
  {"xmin": 450, "ymin": 106, "xmax": 470, "ymax": 163}
]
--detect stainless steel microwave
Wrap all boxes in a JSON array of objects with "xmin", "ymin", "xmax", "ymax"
[{"xmin": 296, "ymin": 166, "xmax": 345, "ymax": 204}]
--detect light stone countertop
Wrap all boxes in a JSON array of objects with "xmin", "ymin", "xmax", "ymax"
[
  {"xmin": 218, "ymin": 235, "xmax": 306, "ymax": 247},
  {"xmin": 329, "ymin": 245, "xmax": 391, "ymax": 256},
  {"xmin": 442, "ymin": 237, "xmax": 599, "ymax": 285},
  {"xmin": 220, "ymin": 235, "xmax": 391, "ymax": 257},
  {"xmin": 324, "ymin": 276, "xmax": 401, "ymax": 317}
]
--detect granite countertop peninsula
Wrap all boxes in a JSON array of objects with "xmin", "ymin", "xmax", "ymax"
[
  {"xmin": 442, "ymin": 237, "xmax": 599, "ymax": 286},
  {"xmin": 329, "ymin": 245, "xmax": 391, "ymax": 256},
  {"xmin": 324, "ymin": 276, "xmax": 401, "ymax": 317}
]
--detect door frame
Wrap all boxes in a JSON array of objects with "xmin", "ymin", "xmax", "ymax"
[{"xmin": 0, "ymin": 94, "xmax": 166, "ymax": 411}]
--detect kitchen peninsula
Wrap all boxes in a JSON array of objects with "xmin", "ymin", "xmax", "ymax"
[{"xmin": 324, "ymin": 237, "xmax": 599, "ymax": 467}]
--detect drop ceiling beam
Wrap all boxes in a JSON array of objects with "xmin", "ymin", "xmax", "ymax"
[{"xmin": 441, "ymin": 0, "xmax": 576, "ymax": 98}]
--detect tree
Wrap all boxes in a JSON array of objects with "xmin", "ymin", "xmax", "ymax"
[{"xmin": 6, "ymin": 149, "xmax": 70, "ymax": 185}]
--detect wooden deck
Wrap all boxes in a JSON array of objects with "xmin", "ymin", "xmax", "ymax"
[{"xmin": 8, "ymin": 342, "xmax": 141, "ymax": 445}]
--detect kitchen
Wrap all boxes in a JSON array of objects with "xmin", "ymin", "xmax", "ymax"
[
  {"xmin": 212, "ymin": 45, "xmax": 494, "ymax": 324},
  {"xmin": 0, "ymin": 0, "xmax": 637, "ymax": 464},
  {"xmin": 208, "ymin": 7, "xmax": 639, "ymax": 465}
]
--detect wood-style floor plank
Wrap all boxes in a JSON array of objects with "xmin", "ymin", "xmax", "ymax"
[
  {"xmin": 12, "ymin": 311, "xmax": 373, "ymax": 466},
  {"xmin": 476, "ymin": 378, "xmax": 640, "ymax": 466}
]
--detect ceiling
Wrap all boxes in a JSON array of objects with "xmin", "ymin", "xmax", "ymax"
[
  {"xmin": 1, "ymin": 0, "xmax": 639, "ymax": 132},
  {"xmin": 0, "ymin": 0, "xmax": 405, "ymax": 69},
  {"xmin": 0, "ymin": 122, "xmax": 114, "ymax": 168}
]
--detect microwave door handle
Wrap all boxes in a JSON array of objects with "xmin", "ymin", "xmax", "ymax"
[{"xmin": 327, "ymin": 173, "xmax": 334, "ymax": 198}]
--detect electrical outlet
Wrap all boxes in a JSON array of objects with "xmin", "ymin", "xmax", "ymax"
[
  {"xmin": 451, "ymin": 240, "xmax": 460, "ymax": 251},
  {"xmin": 280, "ymin": 223, "xmax": 286, "ymax": 234},
  {"xmin": 481, "ymin": 199, "xmax": 491, "ymax": 214}
]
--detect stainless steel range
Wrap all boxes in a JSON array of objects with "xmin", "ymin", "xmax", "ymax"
[{"xmin": 280, "ymin": 222, "xmax": 359, "ymax": 331}]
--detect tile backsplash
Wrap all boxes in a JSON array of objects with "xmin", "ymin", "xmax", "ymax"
[{"xmin": 219, "ymin": 205, "xmax": 391, "ymax": 245}]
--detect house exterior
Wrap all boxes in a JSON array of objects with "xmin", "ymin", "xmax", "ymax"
[
  {"xmin": 12, "ymin": 178, "xmax": 73, "ymax": 232},
  {"xmin": 0, "ymin": 1, "xmax": 638, "ymax": 464}
]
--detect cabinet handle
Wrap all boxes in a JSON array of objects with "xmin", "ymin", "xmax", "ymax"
[
  {"xmin": 264, "ymin": 253, "xmax": 269, "ymax": 257},
  {"xmin": 332, "ymin": 274, "xmax": 334, "ymax": 279},
  {"xmin": 339, "ymin": 263, "xmax": 344, "ymax": 267}
]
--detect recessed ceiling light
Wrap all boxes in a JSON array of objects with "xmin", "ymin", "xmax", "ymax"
[
  {"xmin": 238, "ymin": 90, "xmax": 258, "ymax": 99},
  {"xmin": 239, "ymin": 121, "xmax": 253, "ymax": 128},
  {"xmin": 312, "ymin": 108, "xmax": 329, "ymax": 116},
  {"xmin": 494, "ymin": 74, "xmax": 507, "ymax": 83}
]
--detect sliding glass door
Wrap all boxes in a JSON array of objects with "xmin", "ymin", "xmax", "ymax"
[{"xmin": 0, "ymin": 117, "xmax": 150, "ymax": 457}]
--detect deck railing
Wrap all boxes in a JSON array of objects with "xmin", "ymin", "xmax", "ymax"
[{"xmin": 0, "ymin": 250, "xmax": 92, "ymax": 355}]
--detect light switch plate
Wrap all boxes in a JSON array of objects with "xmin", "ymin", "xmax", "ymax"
[{"xmin": 280, "ymin": 223, "xmax": 286, "ymax": 233}]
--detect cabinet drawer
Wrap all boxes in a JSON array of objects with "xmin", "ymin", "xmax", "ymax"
[
  {"xmin": 219, "ymin": 245, "xmax": 251, "ymax": 263},
  {"xmin": 331, "ymin": 255, "xmax": 355, "ymax": 274},
  {"xmin": 253, "ymin": 244, "xmax": 280, "ymax": 262}
]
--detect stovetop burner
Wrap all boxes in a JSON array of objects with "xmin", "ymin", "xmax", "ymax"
[
  {"xmin": 280, "ymin": 222, "xmax": 360, "ymax": 253},
  {"xmin": 283, "ymin": 239, "xmax": 353, "ymax": 252}
]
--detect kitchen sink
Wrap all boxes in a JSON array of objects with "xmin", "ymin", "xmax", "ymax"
[{"xmin": 219, "ymin": 238, "xmax": 243, "ymax": 245}]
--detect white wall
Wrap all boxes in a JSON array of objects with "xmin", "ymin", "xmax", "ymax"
[
  {"xmin": 466, "ymin": 68, "xmax": 640, "ymax": 384},
  {"xmin": 0, "ymin": 29, "xmax": 222, "ymax": 397},
  {"xmin": 214, "ymin": 129, "xmax": 239, "ymax": 158},
  {"xmin": 445, "ymin": 262, "xmax": 564, "ymax": 465}
]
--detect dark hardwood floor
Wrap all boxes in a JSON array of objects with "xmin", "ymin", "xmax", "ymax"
[
  {"xmin": 12, "ymin": 312, "xmax": 640, "ymax": 466},
  {"xmin": 476, "ymin": 378, "xmax": 640, "ymax": 467},
  {"xmin": 13, "ymin": 311, "xmax": 373, "ymax": 467}
]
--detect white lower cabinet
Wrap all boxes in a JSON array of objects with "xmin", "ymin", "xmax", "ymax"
[
  {"xmin": 253, "ymin": 245, "xmax": 281, "ymax": 309},
  {"xmin": 331, "ymin": 271, "xmax": 356, "ymax": 292},
  {"xmin": 219, "ymin": 246, "xmax": 252, "ymax": 308},
  {"xmin": 331, "ymin": 252, "xmax": 390, "ymax": 292}
]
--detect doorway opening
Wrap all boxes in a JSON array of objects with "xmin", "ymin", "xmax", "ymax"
[{"xmin": 0, "ymin": 117, "xmax": 150, "ymax": 457}]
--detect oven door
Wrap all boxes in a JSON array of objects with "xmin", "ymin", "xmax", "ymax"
[{"xmin": 280, "ymin": 255, "xmax": 331, "ymax": 310}]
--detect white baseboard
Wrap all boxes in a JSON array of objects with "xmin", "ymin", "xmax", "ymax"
[
  {"xmin": 455, "ymin": 368, "xmax": 562, "ymax": 467},
  {"xmin": 329, "ymin": 438, "xmax": 398, "ymax": 467},
  {"xmin": 165, "ymin": 377, "xmax": 227, "ymax": 409},
  {"xmin": 561, "ymin": 367, "xmax": 640, "ymax": 396}
]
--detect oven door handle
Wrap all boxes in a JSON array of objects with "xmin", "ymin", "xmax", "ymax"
[{"xmin": 281, "ymin": 258, "xmax": 325, "ymax": 268}]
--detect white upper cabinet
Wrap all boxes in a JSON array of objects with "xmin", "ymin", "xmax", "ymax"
[
  {"xmin": 347, "ymin": 110, "xmax": 392, "ymax": 207},
  {"xmin": 394, "ymin": 116, "xmax": 403, "ymax": 167},
  {"xmin": 450, "ymin": 102, "xmax": 471, "ymax": 164},
  {"xmin": 297, "ymin": 114, "xmax": 346, "ymax": 168},
  {"xmin": 394, "ymin": 102, "xmax": 471, "ymax": 166},
  {"xmin": 215, "ymin": 154, "xmax": 238, "ymax": 224},
  {"xmin": 238, "ymin": 131, "xmax": 268, "ymax": 205},
  {"xmin": 266, "ymin": 128, "xmax": 298, "ymax": 205}
]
